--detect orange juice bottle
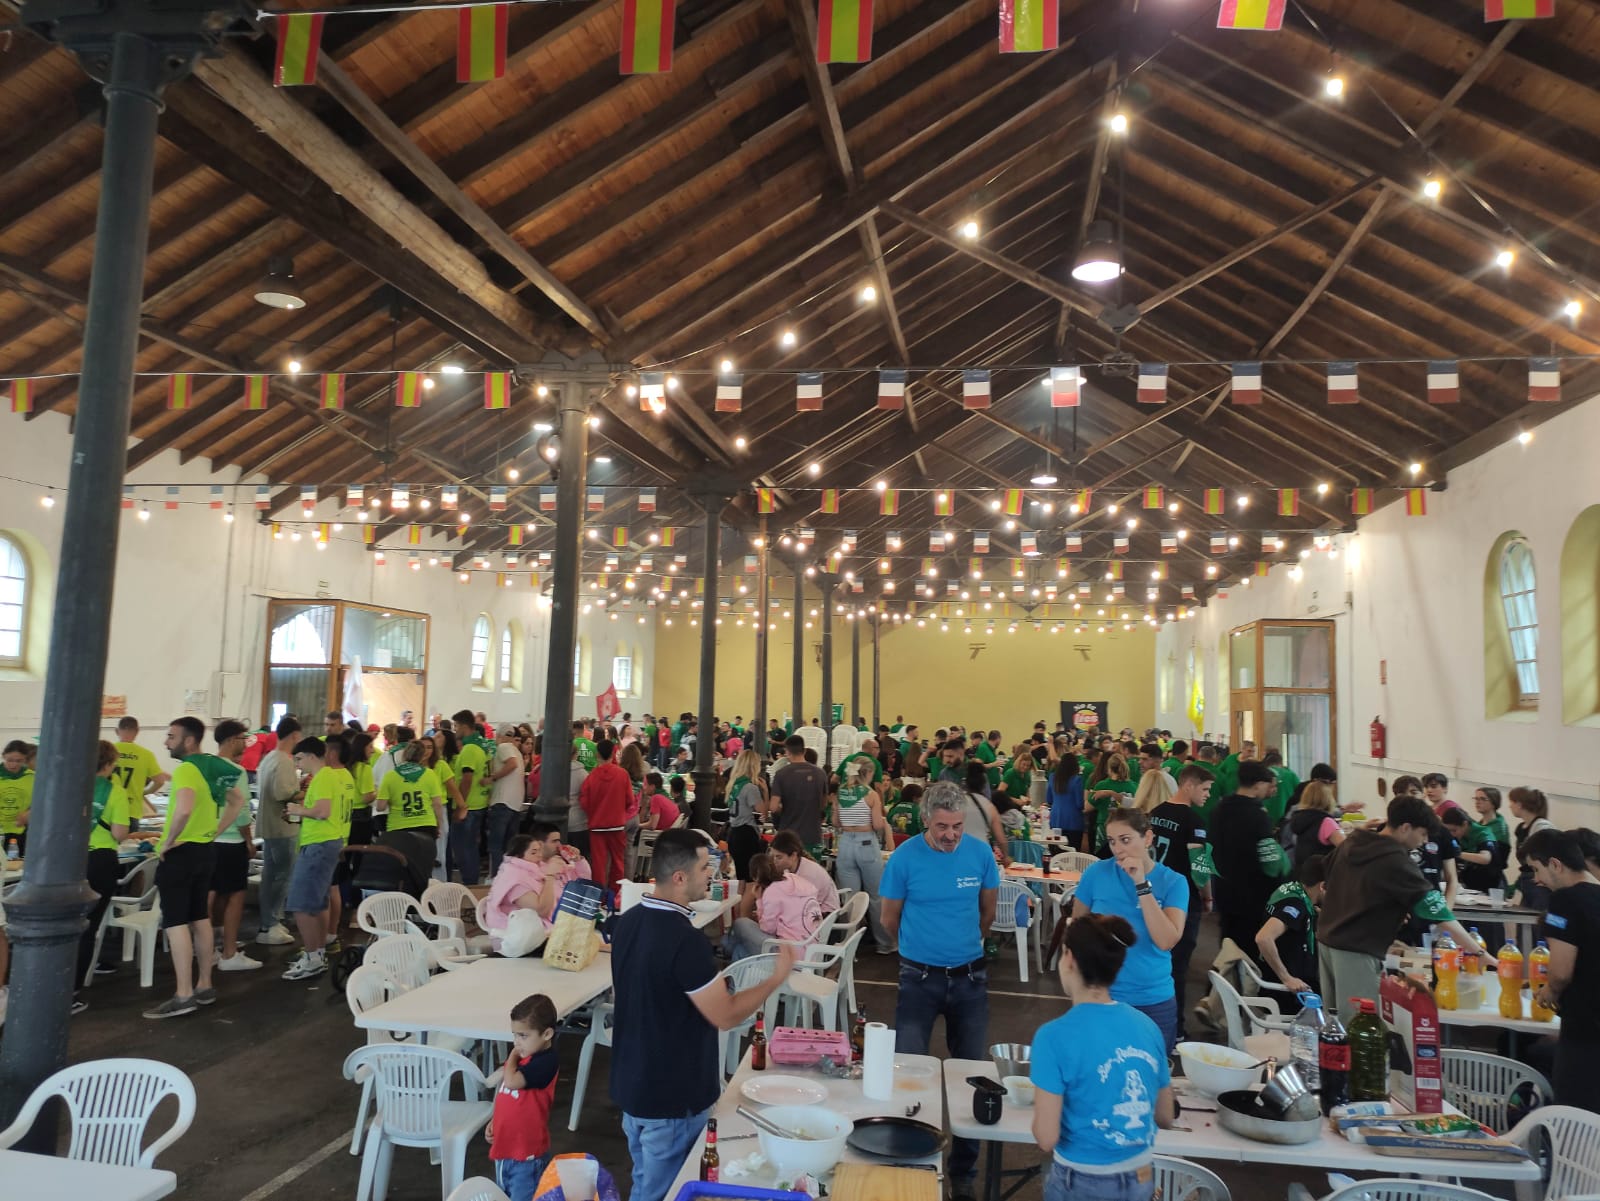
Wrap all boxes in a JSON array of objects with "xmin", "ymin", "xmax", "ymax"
[
  {"xmin": 1463, "ymin": 927, "xmax": 1486, "ymax": 975},
  {"xmin": 1531, "ymin": 941, "xmax": 1554, "ymax": 1022},
  {"xmin": 1434, "ymin": 934, "xmax": 1460, "ymax": 1010},
  {"xmin": 1498, "ymin": 941, "xmax": 1526, "ymax": 1019}
]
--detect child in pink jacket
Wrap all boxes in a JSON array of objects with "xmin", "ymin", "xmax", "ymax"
[{"xmin": 723, "ymin": 851, "xmax": 823, "ymax": 960}]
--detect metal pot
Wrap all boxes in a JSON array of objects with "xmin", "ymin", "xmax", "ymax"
[{"xmin": 1216, "ymin": 1090, "xmax": 1323, "ymax": 1146}]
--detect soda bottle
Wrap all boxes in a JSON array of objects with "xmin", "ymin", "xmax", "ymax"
[
  {"xmin": 850, "ymin": 1008, "xmax": 867, "ymax": 1062},
  {"xmin": 1318, "ymin": 1008, "xmax": 1351, "ymax": 1115},
  {"xmin": 699, "ymin": 1117, "xmax": 720, "ymax": 1182},
  {"xmin": 1290, "ymin": 993, "xmax": 1327, "ymax": 1091},
  {"xmin": 750, "ymin": 1014, "xmax": 768, "ymax": 1071},
  {"xmin": 1463, "ymin": 927, "xmax": 1486, "ymax": 975},
  {"xmin": 1498, "ymin": 940, "xmax": 1526, "ymax": 1019},
  {"xmin": 1041, "ymin": 850, "xmax": 1052, "ymax": 876},
  {"xmin": 1531, "ymin": 941, "xmax": 1554, "ymax": 1021},
  {"xmin": 1433, "ymin": 934, "xmax": 1460, "ymax": 1010},
  {"xmin": 1347, "ymin": 999, "xmax": 1390, "ymax": 1102}
]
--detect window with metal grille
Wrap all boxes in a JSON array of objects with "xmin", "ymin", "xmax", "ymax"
[{"xmin": 1497, "ymin": 538, "xmax": 1540, "ymax": 705}]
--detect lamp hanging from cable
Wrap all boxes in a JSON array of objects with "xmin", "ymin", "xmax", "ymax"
[
  {"xmin": 1070, "ymin": 219, "xmax": 1121, "ymax": 284},
  {"xmin": 253, "ymin": 254, "xmax": 306, "ymax": 310}
]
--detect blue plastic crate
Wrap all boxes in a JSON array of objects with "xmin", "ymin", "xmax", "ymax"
[{"xmin": 671, "ymin": 1183, "xmax": 809, "ymax": 1201}]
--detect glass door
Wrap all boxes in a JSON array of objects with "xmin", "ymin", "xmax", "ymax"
[{"xmin": 1226, "ymin": 619, "xmax": 1336, "ymax": 777}]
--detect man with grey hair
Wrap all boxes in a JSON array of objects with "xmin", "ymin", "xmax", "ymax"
[{"xmin": 879, "ymin": 780, "xmax": 999, "ymax": 1198}]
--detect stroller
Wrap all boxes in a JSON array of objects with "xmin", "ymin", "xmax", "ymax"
[{"xmin": 328, "ymin": 834, "xmax": 439, "ymax": 991}]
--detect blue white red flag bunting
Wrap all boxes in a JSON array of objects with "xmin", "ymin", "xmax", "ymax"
[
  {"xmin": 1427, "ymin": 360, "xmax": 1459, "ymax": 405},
  {"xmin": 1051, "ymin": 366, "xmax": 1080, "ymax": 408},
  {"xmin": 1232, "ymin": 362, "xmax": 1262, "ymax": 404},
  {"xmin": 1529, "ymin": 357, "xmax": 1561, "ymax": 402},
  {"xmin": 962, "ymin": 369, "xmax": 991, "ymax": 409},
  {"xmin": 1326, "ymin": 360, "xmax": 1358, "ymax": 405},
  {"xmin": 1137, "ymin": 363, "xmax": 1168, "ymax": 405}
]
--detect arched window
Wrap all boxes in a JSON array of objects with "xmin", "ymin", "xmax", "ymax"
[
  {"xmin": 501, "ymin": 620, "xmax": 523, "ymax": 692},
  {"xmin": 470, "ymin": 614, "xmax": 494, "ymax": 689},
  {"xmin": 1561, "ymin": 506, "xmax": 1600, "ymax": 725},
  {"xmin": 1484, "ymin": 533, "xmax": 1538, "ymax": 717},
  {"xmin": 612, "ymin": 650, "xmax": 633, "ymax": 695},
  {"xmin": 0, "ymin": 533, "xmax": 30, "ymax": 668}
]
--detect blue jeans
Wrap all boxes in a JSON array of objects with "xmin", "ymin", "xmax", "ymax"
[
  {"xmin": 258, "ymin": 836, "xmax": 298, "ymax": 929},
  {"xmin": 622, "ymin": 1108, "xmax": 711, "ymax": 1201},
  {"xmin": 494, "ymin": 1155, "xmax": 549, "ymax": 1201},
  {"xmin": 1044, "ymin": 1161, "xmax": 1154, "ymax": 1201},
  {"xmin": 894, "ymin": 960, "xmax": 988, "ymax": 1182},
  {"xmin": 1132, "ymin": 996, "xmax": 1178, "ymax": 1053},
  {"xmin": 486, "ymin": 805, "xmax": 521, "ymax": 878},
  {"xmin": 450, "ymin": 808, "xmax": 485, "ymax": 884}
]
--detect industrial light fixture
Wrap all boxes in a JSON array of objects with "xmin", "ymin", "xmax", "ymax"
[
  {"xmin": 253, "ymin": 256, "xmax": 306, "ymax": 310},
  {"xmin": 1071, "ymin": 220, "xmax": 1122, "ymax": 283}
]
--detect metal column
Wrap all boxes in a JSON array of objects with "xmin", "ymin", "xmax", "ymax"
[
  {"xmin": 850, "ymin": 614, "xmax": 861, "ymax": 727},
  {"xmin": 791, "ymin": 567, "xmax": 804, "ymax": 727},
  {"xmin": 534, "ymin": 385, "xmax": 589, "ymax": 826},
  {"xmin": 0, "ymin": 25, "xmax": 181, "ymax": 1132},
  {"xmin": 752, "ymin": 519, "xmax": 769, "ymax": 757},
  {"xmin": 691, "ymin": 494, "xmax": 728, "ymax": 828},
  {"xmin": 871, "ymin": 611, "xmax": 881, "ymax": 730},
  {"xmin": 820, "ymin": 574, "xmax": 834, "ymax": 745}
]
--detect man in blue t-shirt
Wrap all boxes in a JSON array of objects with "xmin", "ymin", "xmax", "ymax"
[{"xmin": 881, "ymin": 781, "xmax": 999, "ymax": 1196}]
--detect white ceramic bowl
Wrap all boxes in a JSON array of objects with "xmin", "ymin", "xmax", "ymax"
[
  {"xmin": 1176, "ymin": 1041, "xmax": 1263, "ymax": 1097},
  {"xmin": 754, "ymin": 1104, "xmax": 852, "ymax": 1177},
  {"xmin": 1002, "ymin": 1074, "xmax": 1036, "ymax": 1107}
]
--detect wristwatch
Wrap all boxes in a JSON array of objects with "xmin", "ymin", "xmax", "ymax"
[{"xmin": 1135, "ymin": 882, "xmax": 1153, "ymax": 897}]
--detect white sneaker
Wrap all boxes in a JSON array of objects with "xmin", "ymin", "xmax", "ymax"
[
  {"xmin": 256, "ymin": 926, "xmax": 295, "ymax": 946},
  {"xmin": 217, "ymin": 952, "xmax": 262, "ymax": 972},
  {"xmin": 281, "ymin": 952, "xmax": 326, "ymax": 981}
]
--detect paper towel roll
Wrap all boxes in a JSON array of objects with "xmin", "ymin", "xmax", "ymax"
[{"xmin": 862, "ymin": 1021, "xmax": 895, "ymax": 1101}]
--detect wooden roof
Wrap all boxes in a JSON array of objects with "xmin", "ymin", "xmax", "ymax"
[{"xmin": 3, "ymin": 0, "xmax": 1598, "ymax": 611}]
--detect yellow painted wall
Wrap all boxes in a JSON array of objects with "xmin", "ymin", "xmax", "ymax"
[{"xmin": 651, "ymin": 611, "xmax": 1157, "ymax": 739}]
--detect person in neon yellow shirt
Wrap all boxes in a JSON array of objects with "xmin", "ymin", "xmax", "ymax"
[
  {"xmin": 0, "ymin": 740, "xmax": 33, "ymax": 857},
  {"xmin": 281, "ymin": 735, "xmax": 357, "ymax": 981},
  {"xmin": 113, "ymin": 716, "xmax": 168, "ymax": 821},
  {"xmin": 450, "ymin": 710, "xmax": 491, "ymax": 884},
  {"xmin": 76, "ymin": 739, "xmax": 134, "ymax": 1009},
  {"xmin": 145, "ymin": 717, "xmax": 246, "ymax": 1020},
  {"xmin": 376, "ymin": 741, "xmax": 446, "ymax": 840}
]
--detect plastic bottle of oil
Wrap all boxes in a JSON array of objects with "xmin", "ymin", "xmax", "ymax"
[
  {"xmin": 1498, "ymin": 940, "xmax": 1526, "ymax": 1020},
  {"xmin": 1433, "ymin": 933, "xmax": 1459, "ymax": 1010},
  {"xmin": 1347, "ymin": 998, "xmax": 1391, "ymax": 1103},
  {"xmin": 1531, "ymin": 941, "xmax": 1555, "ymax": 1022}
]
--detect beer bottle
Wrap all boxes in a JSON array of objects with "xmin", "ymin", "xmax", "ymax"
[
  {"xmin": 750, "ymin": 1014, "xmax": 768, "ymax": 1071},
  {"xmin": 699, "ymin": 1117, "xmax": 720, "ymax": 1182},
  {"xmin": 850, "ymin": 1008, "xmax": 867, "ymax": 1062}
]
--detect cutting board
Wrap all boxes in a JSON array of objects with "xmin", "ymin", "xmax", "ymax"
[{"xmin": 830, "ymin": 1163, "xmax": 940, "ymax": 1201}]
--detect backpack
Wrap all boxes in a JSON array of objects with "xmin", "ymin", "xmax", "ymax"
[{"xmin": 1280, "ymin": 807, "xmax": 1327, "ymax": 867}]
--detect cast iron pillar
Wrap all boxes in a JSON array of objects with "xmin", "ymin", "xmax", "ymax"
[
  {"xmin": 751, "ymin": 519, "xmax": 769, "ymax": 757},
  {"xmin": 850, "ymin": 611, "xmax": 861, "ymax": 727},
  {"xmin": 871, "ymin": 610, "xmax": 881, "ymax": 731},
  {"xmin": 690, "ymin": 488, "xmax": 733, "ymax": 828},
  {"xmin": 0, "ymin": 0, "xmax": 246, "ymax": 1133},
  {"xmin": 820, "ymin": 574, "xmax": 835, "ymax": 747},
  {"xmin": 791, "ymin": 565, "xmax": 804, "ymax": 731}
]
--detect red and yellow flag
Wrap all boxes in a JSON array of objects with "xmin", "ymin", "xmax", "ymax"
[
  {"xmin": 1072, "ymin": 488, "xmax": 1093, "ymax": 512},
  {"xmin": 756, "ymin": 487, "xmax": 775, "ymax": 514},
  {"xmin": 879, "ymin": 488, "xmax": 899, "ymax": 516},
  {"xmin": 998, "ymin": 0, "xmax": 1059, "ymax": 52},
  {"xmin": 1405, "ymin": 488, "xmax": 1428, "ymax": 517},
  {"xmin": 483, "ymin": 371, "xmax": 510, "ymax": 410},
  {"xmin": 407, "ymin": 524, "xmax": 422, "ymax": 546},
  {"xmin": 167, "ymin": 374, "xmax": 192, "ymax": 411},
  {"xmin": 10, "ymin": 378, "xmax": 33, "ymax": 414},
  {"xmin": 1277, "ymin": 488, "xmax": 1299, "ymax": 517},
  {"xmin": 508, "ymin": 525, "xmax": 523, "ymax": 547},
  {"xmin": 933, "ymin": 492, "xmax": 953, "ymax": 516},
  {"xmin": 457, "ymin": 3, "xmax": 509, "ymax": 82},
  {"xmin": 1484, "ymin": 0, "xmax": 1553, "ymax": 20},
  {"xmin": 612, "ymin": 526, "xmax": 629, "ymax": 548},
  {"xmin": 819, "ymin": 488, "xmax": 840, "ymax": 514},
  {"xmin": 1002, "ymin": 488, "xmax": 1023, "ymax": 516},
  {"xmin": 395, "ymin": 372, "xmax": 423, "ymax": 408},
  {"xmin": 242, "ymin": 375, "xmax": 269, "ymax": 411},
  {"xmin": 320, "ymin": 374, "xmax": 345, "ymax": 410},
  {"xmin": 817, "ymin": 0, "xmax": 873, "ymax": 63},
  {"xmin": 362, "ymin": 525, "xmax": 375, "ymax": 545},
  {"xmin": 1216, "ymin": 0, "xmax": 1286, "ymax": 30},
  {"xmin": 1203, "ymin": 487, "xmax": 1224, "ymax": 515},
  {"xmin": 274, "ymin": 13, "xmax": 326, "ymax": 86},
  {"xmin": 620, "ymin": 0, "xmax": 676, "ymax": 74},
  {"xmin": 659, "ymin": 526, "xmax": 676, "ymax": 547},
  {"xmin": 1351, "ymin": 487, "xmax": 1373, "ymax": 516},
  {"xmin": 1142, "ymin": 484, "xmax": 1164, "ymax": 510}
]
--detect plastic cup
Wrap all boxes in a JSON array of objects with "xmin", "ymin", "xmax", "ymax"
[
  {"xmin": 555, "ymin": 1157, "xmax": 598, "ymax": 1200},
  {"xmin": 1489, "ymin": 887, "xmax": 1506, "ymax": 904}
]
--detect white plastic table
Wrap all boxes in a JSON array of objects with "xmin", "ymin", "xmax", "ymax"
[
  {"xmin": 943, "ymin": 1058, "xmax": 1540, "ymax": 1201},
  {"xmin": 0, "ymin": 1150, "xmax": 176, "ymax": 1200},
  {"xmin": 353, "ymin": 954, "xmax": 613, "ymax": 1041},
  {"xmin": 666, "ymin": 1050, "xmax": 947, "ymax": 1195}
]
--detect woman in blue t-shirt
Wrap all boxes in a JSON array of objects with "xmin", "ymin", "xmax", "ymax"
[
  {"xmin": 1069, "ymin": 807, "xmax": 1188, "ymax": 1049},
  {"xmin": 1046, "ymin": 754, "xmax": 1085, "ymax": 852},
  {"xmin": 1030, "ymin": 913, "xmax": 1175, "ymax": 1201}
]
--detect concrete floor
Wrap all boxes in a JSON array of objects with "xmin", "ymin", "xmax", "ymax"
[{"xmin": 11, "ymin": 912, "xmax": 1517, "ymax": 1201}]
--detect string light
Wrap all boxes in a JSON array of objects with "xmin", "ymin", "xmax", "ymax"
[
  {"xmin": 1408, "ymin": 461, "xmax": 1423, "ymax": 475},
  {"xmin": 1518, "ymin": 429, "xmax": 1534, "ymax": 445},
  {"xmin": 959, "ymin": 219, "xmax": 979, "ymax": 240},
  {"xmin": 808, "ymin": 462, "xmax": 822, "ymax": 477},
  {"xmin": 421, "ymin": 377, "xmax": 435, "ymax": 391},
  {"xmin": 1421, "ymin": 176, "xmax": 1443, "ymax": 201},
  {"xmin": 734, "ymin": 436, "xmax": 747, "ymax": 450},
  {"xmin": 1323, "ymin": 74, "xmax": 1345, "ymax": 98},
  {"xmin": 1109, "ymin": 112, "xmax": 1129, "ymax": 134},
  {"xmin": 1565, "ymin": 299, "xmax": 1583, "ymax": 320},
  {"xmin": 1495, "ymin": 248, "xmax": 1515, "ymax": 270},
  {"xmin": 780, "ymin": 328, "xmax": 797, "ymax": 348},
  {"xmin": 859, "ymin": 284, "xmax": 877, "ymax": 303},
  {"xmin": 719, "ymin": 359, "xmax": 734, "ymax": 374},
  {"xmin": 440, "ymin": 363, "xmax": 464, "ymax": 376}
]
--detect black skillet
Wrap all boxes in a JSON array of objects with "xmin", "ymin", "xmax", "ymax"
[{"xmin": 846, "ymin": 1115, "xmax": 951, "ymax": 1160}]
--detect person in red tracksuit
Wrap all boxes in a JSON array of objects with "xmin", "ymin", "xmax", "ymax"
[{"xmin": 580, "ymin": 738, "xmax": 632, "ymax": 891}]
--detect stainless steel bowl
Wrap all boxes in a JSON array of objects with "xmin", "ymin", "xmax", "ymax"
[
  {"xmin": 1259, "ymin": 1062, "xmax": 1310, "ymax": 1117},
  {"xmin": 990, "ymin": 1043, "xmax": 1032, "ymax": 1079},
  {"xmin": 1216, "ymin": 1090, "xmax": 1323, "ymax": 1146}
]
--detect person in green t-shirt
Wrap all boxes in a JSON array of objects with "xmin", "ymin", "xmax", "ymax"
[
  {"xmin": 1086, "ymin": 753, "xmax": 1137, "ymax": 854},
  {"xmin": 282, "ymin": 735, "xmax": 358, "ymax": 982},
  {"xmin": 145, "ymin": 717, "xmax": 246, "ymax": 1019},
  {"xmin": 114, "ymin": 716, "xmax": 167, "ymax": 821},
  {"xmin": 1161, "ymin": 739, "xmax": 1190, "ymax": 784},
  {"xmin": 378, "ymin": 741, "xmax": 447, "ymax": 835},
  {"xmin": 78, "ymin": 738, "xmax": 135, "ymax": 1005},
  {"xmin": 572, "ymin": 718, "xmax": 599, "ymax": 773},
  {"xmin": 1212, "ymin": 741, "xmax": 1255, "ymax": 810},
  {"xmin": 1261, "ymin": 750, "xmax": 1299, "ymax": 828},
  {"xmin": 207, "ymin": 721, "xmax": 258, "ymax": 973},
  {"xmin": 0, "ymin": 740, "xmax": 33, "ymax": 856},
  {"xmin": 449, "ymin": 710, "xmax": 492, "ymax": 885},
  {"xmin": 835, "ymin": 740, "xmax": 885, "ymax": 790}
]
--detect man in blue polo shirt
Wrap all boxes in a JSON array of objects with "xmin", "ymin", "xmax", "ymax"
[
  {"xmin": 880, "ymin": 781, "xmax": 999, "ymax": 1199},
  {"xmin": 611, "ymin": 828, "xmax": 796, "ymax": 1201}
]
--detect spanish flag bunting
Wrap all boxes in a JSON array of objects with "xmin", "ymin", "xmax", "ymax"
[
  {"xmin": 407, "ymin": 524, "xmax": 421, "ymax": 545},
  {"xmin": 242, "ymin": 374, "xmax": 269, "ymax": 411},
  {"xmin": 320, "ymin": 374, "xmax": 345, "ymax": 410},
  {"xmin": 820, "ymin": 488, "xmax": 840, "ymax": 514},
  {"xmin": 1426, "ymin": 360, "xmax": 1459, "ymax": 406},
  {"xmin": 1203, "ymin": 487, "xmax": 1225, "ymax": 515},
  {"xmin": 796, "ymin": 372, "xmax": 823, "ymax": 411},
  {"xmin": 1231, "ymin": 361, "xmax": 1262, "ymax": 404},
  {"xmin": 612, "ymin": 526, "xmax": 629, "ymax": 548},
  {"xmin": 933, "ymin": 491, "xmax": 953, "ymax": 517},
  {"xmin": 1142, "ymin": 484, "xmax": 1164, "ymax": 510},
  {"xmin": 998, "ymin": 0, "xmax": 1059, "ymax": 52},
  {"xmin": 876, "ymin": 369, "xmax": 906, "ymax": 410},
  {"xmin": 362, "ymin": 525, "xmax": 375, "ymax": 545},
  {"xmin": 167, "ymin": 373, "xmax": 192, "ymax": 411},
  {"xmin": 456, "ymin": 3, "xmax": 509, "ymax": 82},
  {"xmin": 694, "ymin": 576, "xmax": 704, "ymax": 596},
  {"xmin": 9, "ymin": 378, "xmax": 32, "ymax": 413},
  {"xmin": 879, "ymin": 488, "xmax": 899, "ymax": 516},
  {"xmin": 274, "ymin": 13, "xmax": 325, "ymax": 86},
  {"xmin": 660, "ymin": 526, "xmax": 676, "ymax": 547},
  {"xmin": 1405, "ymin": 488, "xmax": 1428, "ymax": 517},
  {"xmin": 508, "ymin": 525, "xmax": 523, "ymax": 547},
  {"xmin": 962, "ymin": 369, "xmax": 991, "ymax": 409},
  {"xmin": 817, "ymin": 0, "xmax": 874, "ymax": 62},
  {"xmin": 1107, "ymin": 561, "xmax": 1123, "ymax": 579},
  {"xmin": 1255, "ymin": 561, "xmax": 1271, "ymax": 577},
  {"xmin": 1137, "ymin": 363, "xmax": 1168, "ymax": 405},
  {"xmin": 1326, "ymin": 361, "xmax": 1358, "ymax": 405},
  {"xmin": 316, "ymin": 522, "xmax": 330, "ymax": 544},
  {"xmin": 489, "ymin": 486, "xmax": 508, "ymax": 511},
  {"xmin": 1485, "ymin": 0, "xmax": 1553, "ymax": 20},
  {"xmin": 970, "ymin": 558, "xmax": 983, "ymax": 578},
  {"xmin": 483, "ymin": 372, "xmax": 510, "ymax": 410},
  {"xmin": 1002, "ymin": 488, "xmax": 1023, "ymax": 516},
  {"xmin": 1068, "ymin": 488, "xmax": 1090, "ymax": 512},
  {"xmin": 756, "ymin": 487, "xmax": 775, "ymax": 514},
  {"xmin": 1351, "ymin": 487, "xmax": 1374, "ymax": 516},
  {"xmin": 1216, "ymin": 0, "xmax": 1286, "ymax": 30},
  {"xmin": 619, "ymin": 0, "xmax": 677, "ymax": 74},
  {"xmin": 1529, "ymin": 357, "xmax": 1561, "ymax": 402},
  {"xmin": 1277, "ymin": 488, "xmax": 1299, "ymax": 517},
  {"xmin": 1050, "ymin": 366, "xmax": 1079, "ymax": 408},
  {"xmin": 715, "ymin": 372, "xmax": 743, "ymax": 413},
  {"xmin": 921, "ymin": 557, "xmax": 935, "ymax": 575},
  {"xmin": 878, "ymin": 557, "xmax": 891, "ymax": 574},
  {"xmin": 1011, "ymin": 557, "xmax": 1025, "ymax": 576}
]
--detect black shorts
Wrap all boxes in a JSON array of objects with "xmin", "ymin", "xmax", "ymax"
[
  {"xmin": 156, "ymin": 842, "xmax": 217, "ymax": 928},
  {"xmin": 210, "ymin": 841, "xmax": 250, "ymax": 896}
]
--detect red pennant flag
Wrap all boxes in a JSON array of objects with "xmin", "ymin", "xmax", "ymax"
[
  {"xmin": 320, "ymin": 374, "xmax": 345, "ymax": 410},
  {"xmin": 817, "ymin": 0, "xmax": 873, "ymax": 63},
  {"xmin": 274, "ymin": 13, "xmax": 325, "ymax": 86},
  {"xmin": 395, "ymin": 372, "xmax": 423, "ymax": 408},
  {"xmin": 457, "ymin": 4, "xmax": 509, "ymax": 82},
  {"xmin": 242, "ymin": 375, "xmax": 269, "ymax": 411},
  {"xmin": 620, "ymin": 0, "xmax": 676, "ymax": 74}
]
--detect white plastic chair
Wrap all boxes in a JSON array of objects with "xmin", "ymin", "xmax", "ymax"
[
  {"xmin": 0, "ymin": 1057, "xmax": 195, "ymax": 1168},
  {"xmin": 107, "ymin": 857, "xmax": 163, "ymax": 988},
  {"xmin": 362, "ymin": 932, "xmax": 436, "ymax": 992},
  {"xmin": 1287, "ymin": 1181, "xmax": 1496, "ymax": 1201},
  {"xmin": 1151, "ymin": 1154, "xmax": 1230, "ymax": 1201},
  {"xmin": 346, "ymin": 965, "xmax": 408, "ymax": 1156},
  {"xmin": 828, "ymin": 890, "xmax": 870, "ymax": 945},
  {"xmin": 566, "ymin": 1001, "xmax": 614, "ymax": 1131},
  {"xmin": 1236, "ymin": 953, "xmax": 1294, "ymax": 1001},
  {"xmin": 1440, "ymin": 1048, "xmax": 1552, "ymax": 1134},
  {"xmin": 1207, "ymin": 969, "xmax": 1294, "ymax": 1060},
  {"xmin": 990, "ymin": 879, "xmax": 1035, "ymax": 982},
  {"xmin": 82, "ymin": 856, "xmax": 159, "ymax": 989},
  {"xmin": 795, "ymin": 725, "xmax": 828, "ymax": 762},
  {"xmin": 1508, "ymin": 1104, "xmax": 1600, "ymax": 1201},
  {"xmin": 775, "ymin": 926, "xmax": 867, "ymax": 1031},
  {"xmin": 717, "ymin": 953, "xmax": 780, "ymax": 1078},
  {"xmin": 421, "ymin": 882, "xmax": 491, "ymax": 951},
  {"xmin": 343, "ymin": 1044, "xmax": 494, "ymax": 1201},
  {"xmin": 357, "ymin": 892, "xmax": 430, "ymax": 940},
  {"xmin": 1052, "ymin": 850, "xmax": 1098, "ymax": 873},
  {"xmin": 446, "ymin": 1179, "xmax": 510, "ymax": 1201}
]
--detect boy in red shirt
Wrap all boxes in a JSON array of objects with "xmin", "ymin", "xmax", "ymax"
[{"xmin": 487, "ymin": 993, "xmax": 560, "ymax": 1201}]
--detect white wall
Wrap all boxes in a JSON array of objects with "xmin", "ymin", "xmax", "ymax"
[
  {"xmin": 0, "ymin": 413, "xmax": 650, "ymax": 755},
  {"xmin": 1156, "ymin": 396, "xmax": 1600, "ymax": 825}
]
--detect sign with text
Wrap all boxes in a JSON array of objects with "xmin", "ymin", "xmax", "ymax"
[
  {"xmin": 100, "ymin": 694, "xmax": 127, "ymax": 718},
  {"xmin": 1061, "ymin": 700, "xmax": 1109, "ymax": 733}
]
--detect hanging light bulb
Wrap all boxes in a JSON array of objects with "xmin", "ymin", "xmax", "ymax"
[
  {"xmin": 780, "ymin": 328, "xmax": 797, "ymax": 348},
  {"xmin": 859, "ymin": 284, "xmax": 877, "ymax": 303},
  {"xmin": 1323, "ymin": 73, "xmax": 1345, "ymax": 98},
  {"xmin": 1421, "ymin": 176, "xmax": 1443, "ymax": 201},
  {"xmin": 421, "ymin": 377, "xmax": 436, "ymax": 391},
  {"xmin": 1109, "ymin": 112, "xmax": 1129, "ymax": 134},
  {"xmin": 1564, "ymin": 298, "xmax": 1583, "ymax": 320},
  {"xmin": 1071, "ymin": 220, "xmax": 1122, "ymax": 283},
  {"xmin": 1495, "ymin": 248, "xmax": 1515, "ymax": 270}
]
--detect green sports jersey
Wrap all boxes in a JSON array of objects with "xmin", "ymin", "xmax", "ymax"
[
  {"xmin": 0, "ymin": 767, "xmax": 33, "ymax": 834},
  {"xmin": 163, "ymin": 755, "xmax": 236, "ymax": 846},
  {"xmin": 88, "ymin": 778, "xmax": 133, "ymax": 852},
  {"xmin": 113, "ymin": 742, "xmax": 161, "ymax": 801},
  {"xmin": 454, "ymin": 742, "xmax": 489, "ymax": 811},
  {"xmin": 573, "ymin": 737, "xmax": 598, "ymax": 773},
  {"xmin": 300, "ymin": 766, "xmax": 355, "ymax": 846},
  {"xmin": 380, "ymin": 763, "xmax": 444, "ymax": 832},
  {"xmin": 1088, "ymin": 779, "xmax": 1136, "ymax": 851}
]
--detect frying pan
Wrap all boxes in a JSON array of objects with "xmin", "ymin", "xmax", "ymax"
[{"xmin": 846, "ymin": 1115, "xmax": 951, "ymax": 1160}]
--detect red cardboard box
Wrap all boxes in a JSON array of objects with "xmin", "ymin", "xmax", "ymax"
[{"xmin": 1379, "ymin": 970, "xmax": 1443, "ymax": 1114}]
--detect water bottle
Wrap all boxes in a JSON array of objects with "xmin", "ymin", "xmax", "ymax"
[{"xmin": 1291, "ymin": 993, "xmax": 1327, "ymax": 1091}]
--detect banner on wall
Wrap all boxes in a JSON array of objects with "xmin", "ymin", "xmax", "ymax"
[
  {"xmin": 1061, "ymin": 700, "xmax": 1109, "ymax": 734},
  {"xmin": 596, "ymin": 683, "xmax": 621, "ymax": 722}
]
